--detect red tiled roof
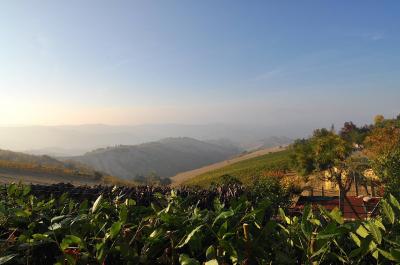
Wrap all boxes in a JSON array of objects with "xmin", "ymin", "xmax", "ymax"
[{"xmin": 291, "ymin": 196, "xmax": 380, "ymax": 220}]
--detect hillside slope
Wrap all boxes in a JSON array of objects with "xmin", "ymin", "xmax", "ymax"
[
  {"xmin": 181, "ymin": 148, "xmax": 291, "ymax": 187},
  {"xmin": 0, "ymin": 149, "xmax": 65, "ymax": 166},
  {"xmin": 172, "ymin": 145, "xmax": 287, "ymax": 185},
  {"xmin": 0, "ymin": 149, "xmax": 109, "ymax": 185},
  {"xmin": 70, "ymin": 137, "xmax": 242, "ymax": 180}
]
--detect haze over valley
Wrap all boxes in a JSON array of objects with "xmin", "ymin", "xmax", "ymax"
[
  {"xmin": 0, "ymin": 124, "xmax": 293, "ymax": 156},
  {"xmin": 68, "ymin": 137, "xmax": 241, "ymax": 180}
]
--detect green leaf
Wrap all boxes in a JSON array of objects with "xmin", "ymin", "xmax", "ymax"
[
  {"xmin": 279, "ymin": 208, "xmax": 291, "ymax": 224},
  {"xmin": 213, "ymin": 198, "xmax": 223, "ymax": 212},
  {"xmin": 255, "ymin": 220, "xmax": 277, "ymax": 244},
  {"xmin": 92, "ymin": 195, "xmax": 103, "ymax": 213},
  {"xmin": 329, "ymin": 207, "xmax": 344, "ymax": 224},
  {"xmin": 330, "ymin": 252, "xmax": 347, "ymax": 263},
  {"xmin": 32, "ymin": 233, "xmax": 49, "ymax": 240},
  {"xmin": 177, "ymin": 225, "xmax": 204, "ymax": 248},
  {"xmin": 119, "ymin": 205, "xmax": 128, "ymax": 223},
  {"xmin": 302, "ymin": 204, "xmax": 312, "ymax": 222},
  {"xmin": 60, "ymin": 235, "xmax": 82, "ymax": 250},
  {"xmin": 222, "ymin": 232, "xmax": 235, "ymax": 240},
  {"xmin": 374, "ymin": 219, "xmax": 386, "ymax": 232},
  {"xmin": 206, "ymin": 245, "xmax": 216, "ymax": 260},
  {"xmin": 110, "ymin": 221, "xmax": 122, "ymax": 239},
  {"xmin": 350, "ymin": 232, "xmax": 361, "ymax": 247},
  {"xmin": 51, "ymin": 215, "xmax": 66, "ymax": 223},
  {"xmin": 317, "ymin": 223, "xmax": 341, "ymax": 239},
  {"xmin": 179, "ymin": 254, "xmax": 200, "ymax": 265},
  {"xmin": 309, "ymin": 218, "xmax": 321, "ymax": 226},
  {"xmin": 390, "ymin": 194, "xmax": 400, "ymax": 210},
  {"xmin": 301, "ymin": 204, "xmax": 312, "ymax": 238},
  {"xmin": 217, "ymin": 221, "xmax": 228, "ymax": 238},
  {"xmin": 15, "ymin": 209, "xmax": 31, "ymax": 218},
  {"xmin": 170, "ymin": 189, "xmax": 177, "ymax": 197},
  {"xmin": 125, "ymin": 198, "xmax": 136, "ymax": 206},
  {"xmin": 79, "ymin": 199, "xmax": 88, "ymax": 212},
  {"xmin": 383, "ymin": 237, "xmax": 400, "ymax": 247},
  {"xmin": 372, "ymin": 250, "xmax": 379, "ymax": 260},
  {"xmin": 301, "ymin": 221, "xmax": 312, "ymax": 239},
  {"xmin": 48, "ymin": 223, "xmax": 62, "ymax": 231},
  {"xmin": 368, "ymin": 221, "xmax": 382, "ymax": 244},
  {"xmin": 381, "ymin": 199, "xmax": 395, "ymax": 224},
  {"xmin": 22, "ymin": 185, "xmax": 31, "ymax": 196},
  {"xmin": 368, "ymin": 241, "xmax": 378, "ymax": 259},
  {"xmin": 7, "ymin": 184, "xmax": 17, "ymax": 196},
  {"xmin": 390, "ymin": 249, "xmax": 400, "ymax": 261},
  {"xmin": 310, "ymin": 244, "xmax": 329, "ymax": 259},
  {"xmin": 0, "ymin": 254, "xmax": 18, "ymax": 265},
  {"xmin": 96, "ymin": 242, "xmax": 106, "ymax": 261},
  {"xmin": 356, "ymin": 225, "xmax": 369, "ymax": 238},
  {"xmin": 212, "ymin": 210, "xmax": 234, "ymax": 226},
  {"xmin": 378, "ymin": 248, "xmax": 396, "ymax": 261},
  {"xmin": 205, "ymin": 260, "xmax": 218, "ymax": 265},
  {"xmin": 149, "ymin": 228, "xmax": 163, "ymax": 239}
]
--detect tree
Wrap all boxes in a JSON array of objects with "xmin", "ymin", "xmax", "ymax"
[
  {"xmin": 290, "ymin": 139, "xmax": 314, "ymax": 177},
  {"xmin": 345, "ymin": 155, "xmax": 370, "ymax": 196},
  {"xmin": 374, "ymin": 114, "xmax": 385, "ymax": 126},
  {"xmin": 364, "ymin": 125, "xmax": 400, "ymax": 159},
  {"xmin": 360, "ymin": 115, "xmax": 400, "ymax": 198},
  {"xmin": 291, "ymin": 128, "xmax": 353, "ymax": 211},
  {"xmin": 372, "ymin": 145, "xmax": 400, "ymax": 198},
  {"xmin": 339, "ymin": 121, "xmax": 370, "ymax": 145}
]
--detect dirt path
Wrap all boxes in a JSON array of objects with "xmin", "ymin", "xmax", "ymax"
[{"xmin": 171, "ymin": 145, "xmax": 287, "ymax": 186}]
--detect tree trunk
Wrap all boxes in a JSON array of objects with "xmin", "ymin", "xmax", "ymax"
[
  {"xmin": 339, "ymin": 188, "xmax": 345, "ymax": 213},
  {"xmin": 354, "ymin": 172, "xmax": 359, "ymax": 197},
  {"xmin": 371, "ymin": 182, "xmax": 376, "ymax": 197},
  {"xmin": 335, "ymin": 173, "xmax": 346, "ymax": 213}
]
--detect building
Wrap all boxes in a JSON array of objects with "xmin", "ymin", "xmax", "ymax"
[{"xmin": 290, "ymin": 195, "xmax": 381, "ymax": 220}]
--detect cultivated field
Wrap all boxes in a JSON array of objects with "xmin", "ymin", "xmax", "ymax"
[{"xmin": 172, "ymin": 145, "xmax": 287, "ymax": 186}]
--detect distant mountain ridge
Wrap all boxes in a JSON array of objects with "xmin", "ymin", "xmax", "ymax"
[
  {"xmin": 0, "ymin": 124, "xmax": 295, "ymax": 155},
  {"xmin": 69, "ymin": 137, "xmax": 242, "ymax": 180},
  {"xmin": 251, "ymin": 136, "xmax": 293, "ymax": 150}
]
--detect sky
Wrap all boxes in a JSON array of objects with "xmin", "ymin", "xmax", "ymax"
[{"xmin": 0, "ymin": 1, "xmax": 399, "ymax": 128}]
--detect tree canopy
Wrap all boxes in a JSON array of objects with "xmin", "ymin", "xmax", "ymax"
[{"xmin": 291, "ymin": 114, "xmax": 400, "ymax": 201}]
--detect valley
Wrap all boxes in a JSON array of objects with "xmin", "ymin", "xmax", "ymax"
[{"xmin": 67, "ymin": 137, "xmax": 242, "ymax": 181}]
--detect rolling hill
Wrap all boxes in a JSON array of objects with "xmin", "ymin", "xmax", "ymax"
[
  {"xmin": 0, "ymin": 149, "xmax": 124, "ymax": 186},
  {"xmin": 69, "ymin": 137, "xmax": 242, "ymax": 180},
  {"xmin": 180, "ymin": 148, "xmax": 292, "ymax": 187},
  {"xmin": 0, "ymin": 149, "xmax": 66, "ymax": 167}
]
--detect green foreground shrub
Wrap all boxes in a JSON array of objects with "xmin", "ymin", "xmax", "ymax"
[{"xmin": 1, "ymin": 183, "xmax": 400, "ymax": 265}]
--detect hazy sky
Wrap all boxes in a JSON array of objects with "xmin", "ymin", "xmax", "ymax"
[{"xmin": 0, "ymin": 1, "xmax": 399, "ymax": 127}]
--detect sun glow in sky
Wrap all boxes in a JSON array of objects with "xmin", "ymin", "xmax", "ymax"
[{"xmin": 0, "ymin": 1, "xmax": 399, "ymax": 126}]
